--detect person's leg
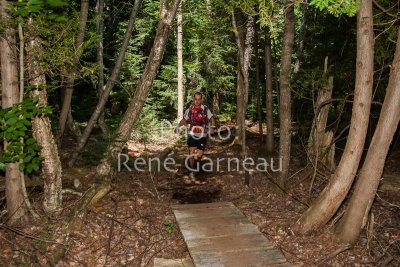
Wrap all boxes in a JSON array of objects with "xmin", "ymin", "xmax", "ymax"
[{"xmin": 188, "ymin": 147, "xmax": 197, "ymax": 170}]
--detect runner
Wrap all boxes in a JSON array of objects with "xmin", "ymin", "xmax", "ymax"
[{"xmin": 176, "ymin": 92, "xmax": 216, "ymax": 185}]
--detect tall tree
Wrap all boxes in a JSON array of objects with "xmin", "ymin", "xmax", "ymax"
[
  {"xmin": 231, "ymin": 10, "xmax": 255, "ymax": 149},
  {"xmin": 56, "ymin": 0, "xmax": 89, "ymax": 143},
  {"xmin": 26, "ymin": 18, "xmax": 63, "ymax": 212},
  {"xmin": 278, "ymin": 1, "xmax": 295, "ymax": 188},
  {"xmin": 255, "ymin": 19, "xmax": 263, "ymax": 139},
  {"xmin": 177, "ymin": 1, "xmax": 184, "ymax": 121},
  {"xmin": 336, "ymin": 28, "xmax": 400, "ymax": 244},
  {"xmin": 1, "ymin": 0, "xmax": 28, "ymax": 225},
  {"xmin": 96, "ymin": 0, "xmax": 109, "ymax": 135},
  {"xmin": 264, "ymin": 27, "xmax": 274, "ymax": 154},
  {"xmin": 68, "ymin": 0, "xmax": 142, "ymax": 167},
  {"xmin": 294, "ymin": 0, "xmax": 374, "ymax": 234},
  {"xmin": 308, "ymin": 57, "xmax": 335, "ymax": 170},
  {"xmin": 96, "ymin": 0, "xmax": 181, "ymax": 177}
]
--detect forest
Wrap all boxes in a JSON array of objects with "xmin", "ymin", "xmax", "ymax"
[{"xmin": 0, "ymin": 0, "xmax": 399, "ymax": 266}]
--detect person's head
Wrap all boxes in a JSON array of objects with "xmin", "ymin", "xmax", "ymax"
[{"xmin": 193, "ymin": 92, "xmax": 203, "ymax": 106}]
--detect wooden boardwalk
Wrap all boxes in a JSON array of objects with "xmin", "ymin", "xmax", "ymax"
[{"xmin": 172, "ymin": 202, "xmax": 291, "ymax": 267}]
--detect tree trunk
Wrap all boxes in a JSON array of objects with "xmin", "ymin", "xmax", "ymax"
[
  {"xmin": 255, "ymin": 20, "xmax": 263, "ymax": 139},
  {"xmin": 96, "ymin": 0, "xmax": 181, "ymax": 177},
  {"xmin": 68, "ymin": 0, "xmax": 142, "ymax": 167},
  {"xmin": 212, "ymin": 89, "xmax": 221, "ymax": 115},
  {"xmin": 278, "ymin": 2, "xmax": 295, "ymax": 188},
  {"xmin": 231, "ymin": 11, "xmax": 255, "ymax": 148},
  {"xmin": 57, "ymin": 0, "xmax": 89, "ymax": 143},
  {"xmin": 293, "ymin": 0, "xmax": 374, "ymax": 234},
  {"xmin": 265, "ymin": 27, "xmax": 274, "ymax": 154},
  {"xmin": 177, "ymin": 2, "xmax": 184, "ymax": 121},
  {"xmin": 293, "ymin": 4, "xmax": 306, "ymax": 74},
  {"xmin": 308, "ymin": 57, "xmax": 335, "ymax": 170},
  {"xmin": 96, "ymin": 0, "xmax": 109, "ymax": 136},
  {"xmin": 26, "ymin": 18, "xmax": 63, "ymax": 212},
  {"xmin": 336, "ymin": 28, "xmax": 400, "ymax": 244},
  {"xmin": 0, "ymin": 0, "xmax": 28, "ymax": 224}
]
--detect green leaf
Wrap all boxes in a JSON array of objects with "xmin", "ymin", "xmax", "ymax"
[
  {"xmin": 47, "ymin": 0, "xmax": 67, "ymax": 7},
  {"xmin": 6, "ymin": 117, "xmax": 18, "ymax": 125},
  {"xmin": 24, "ymin": 155, "xmax": 32, "ymax": 163},
  {"xmin": 19, "ymin": 163, "xmax": 25, "ymax": 172},
  {"xmin": 0, "ymin": 162, "xmax": 5, "ymax": 171}
]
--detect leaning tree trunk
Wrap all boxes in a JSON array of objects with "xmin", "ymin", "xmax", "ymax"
[
  {"xmin": 1, "ymin": 0, "xmax": 28, "ymax": 225},
  {"xmin": 68, "ymin": 0, "xmax": 142, "ymax": 167},
  {"xmin": 265, "ymin": 27, "xmax": 274, "ymax": 154},
  {"xmin": 278, "ymin": 2, "xmax": 295, "ymax": 188},
  {"xmin": 26, "ymin": 18, "xmax": 63, "ymax": 212},
  {"xmin": 231, "ymin": 11, "xmax": 255, "ymax": 148},
  {"xmin": 177, "ymin": 2, "xmax": 184, "ymax": 121},
  {"xmin": 293, "ymin": 0, "xmax": 374, "ymax": 234},
  {"xmin": 335, "ymin": 28, "xmax": 400, "ymax": 244},
  {"xmin": 96, "ymin": 0, "xmax": 181, "ymax": 177},
  {"xmin": 57, "ymin": 0, "xmax": 89, "ymax": 143}
]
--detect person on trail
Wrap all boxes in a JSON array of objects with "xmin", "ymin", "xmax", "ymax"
[{"xmin": 176, "ymin": 92, "xmax": 216, "ymax": 185}]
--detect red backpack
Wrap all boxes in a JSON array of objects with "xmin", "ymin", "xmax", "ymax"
[{"xmin": 188, "ymin": 105, "xmax": 209, "ymax": 129}]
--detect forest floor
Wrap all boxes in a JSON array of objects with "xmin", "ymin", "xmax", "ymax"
[{"xmin": 0, "ymin": 126, "xmax": 399, "ymax": 266}]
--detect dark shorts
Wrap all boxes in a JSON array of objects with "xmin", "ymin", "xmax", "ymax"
[{"xmin": 187, "ymin": 135, "xmax": 207, "ymax": 150}]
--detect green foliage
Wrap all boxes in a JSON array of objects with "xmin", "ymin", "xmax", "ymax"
[
  {"xmin": 12, "ymin": 0, "xmax": 68, "ymax": 21},
  {"xmin": 163, "ymin": 219, "xmax": 174, "ymax": 235},
  {"xmin": 0, "ymin": 97, "xmax": 51, "ymax": 173},
  {"xmin": 309, "ymin": 0, "xmax": 360, "ymax": 17}
]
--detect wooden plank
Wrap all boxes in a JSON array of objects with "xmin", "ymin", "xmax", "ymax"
[
  {"xmin": 153, "ymin": 257, "xmax": 194, "ymax": 267},
  {"xmin": 173, "ymin": 205, "xmax": 243, "ymax": 220},
  {"xmin": 172, "ymin": 202, "xmax": 290, "ymax": 267},
  {"xmin": 177, "ymin": 216, "xmax": 260, "ymax": 240},
  {"xmin": 191, "ymin": 249, "xmax": 287, "ymax": 267},
  {"xmin": 172, "ymin": 202, "xmax": 234, "ymax": 210}
]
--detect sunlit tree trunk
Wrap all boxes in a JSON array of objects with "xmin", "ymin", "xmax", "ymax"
[
  {"xmin": 265, "ymin": 27, "xmax": 274, "ymax": 154},
  {"xmin": 278, "ymin": 1, "xmax": 295, "ymax": 188},
  {"xmin": 57, "ymin": 0, "xmax": 89, "ymax": 143},
  {"xmin": 1, "ymin": 0, "xmax": 28, "ymax": 225},
  {"xmin": 69, "ymin": 0, "xmax": 142, "ymax": 167},
  {"xmin": 294, "ymin": 0, "xmax": 374, "ymax": 234},
  {"xmin": 232, "ymin": 11, "xmax": 255, "ymax": 149},
  {"xmin": 177, "ymin": 2, "xmax": 184, "ymax": 121},
  {"xmin": 27, "ymin": 18, "xmax": 63, "ymax": 212},
  {"xmin": 213, "ymin": 89, "xmax": 221, "ymax": 116},
  {"xmin": 96, "ymin": 0, "xmax": 181, "ymax": 177},
  {"xmin": 336, "ymin": 28, "xmax": 400, "ymax": 244}
]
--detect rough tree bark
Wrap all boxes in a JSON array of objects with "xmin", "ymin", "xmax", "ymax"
[
  {"xmin": 1, "ymin": 0, "xmax": 28, "ymax": 225},
  {"xmin": 265, "ymin": 27, "xmax": 274, "ymax": 154},
  {"xmin": 336, "ymin": 28, "xmax": 400, "ymax": 244},
  {"xmin": 96, "ymin": 0, "xmax": 181, "ymax": 176},
  {"xmin": 213, "ymin": 89, "xmax": 221, "ymax": 116},
  {"xmin": 57, "ymin": 0, "xmax": 89, "ymax": 143},
  {"xmin": 278, "ymin": 2, "xmax": 295, "ymax": 188},
  {"xmin": 177, "ymin": 2, "xmax": 184, "ymax": 121},
  {"xmin": 96, "ymin": 0, "xmax": 109, "ymax": 136},
  {"xmin": 308, "ymin": 57, "xmax": 335, "ymax": 170},
  {"xmin": 255, "ymin": 20, "xmax": 263, "ymax": 139},
  {"xmin": 68, "ymin": 0, "xmax": 142, "ymax": 167},
  {"xmin": 26, "ymin": 18, "xmax": 63, "ymax": 212},
  {"xmin": 293, "ymin": 0, "xmax": 374, "ymax": 234},
  {"xmin": 231, "ymin": 11, "xmax": 255, "ymax": 149}
]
